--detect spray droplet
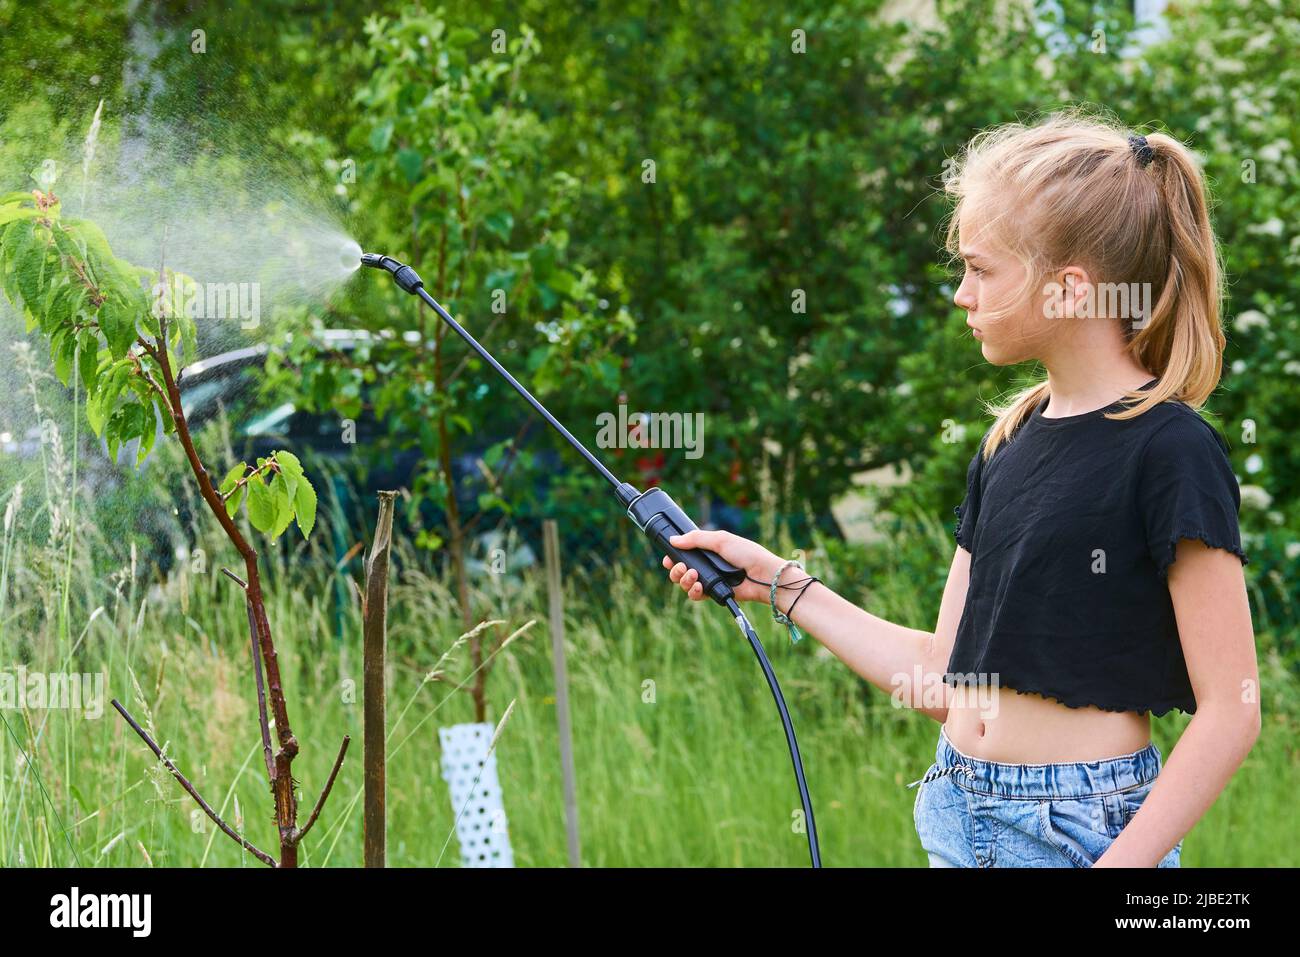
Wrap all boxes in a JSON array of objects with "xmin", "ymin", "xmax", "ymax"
[{"xmin": 340, "ymin": 239, "xmax": 362, "ymax": 273}]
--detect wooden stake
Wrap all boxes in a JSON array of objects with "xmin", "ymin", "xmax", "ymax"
[
  {"xmin": 543, "ymin": 519, "xmax": 581, "ymax": 866},
  {"xmin": 363, "ymin": 490, "xmax": 397, "ymax": 868}
]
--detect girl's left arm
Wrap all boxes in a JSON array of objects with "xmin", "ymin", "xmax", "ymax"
[{"xmin": 1094, "ymin": 538, "xmax": 1261, "ymax": 867}]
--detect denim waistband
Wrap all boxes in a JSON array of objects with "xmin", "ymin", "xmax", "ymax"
[{"xmin": 907, "ymin": 726, "xmax": 1163, "ymax": 799}]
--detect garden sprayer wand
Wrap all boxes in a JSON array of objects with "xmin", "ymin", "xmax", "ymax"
[{"xmin": 361, "ymin": 252, "xmax": 821, "ymax": 867}]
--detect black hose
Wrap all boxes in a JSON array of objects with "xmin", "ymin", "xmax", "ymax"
[{"xmin": 726, "ymin": 596, "xmax": 821, "ymax": 867}]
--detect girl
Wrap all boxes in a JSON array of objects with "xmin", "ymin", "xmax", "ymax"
[{"xmin": 662, "ymin": 110, "xmax": 1260, "ymax": 868}]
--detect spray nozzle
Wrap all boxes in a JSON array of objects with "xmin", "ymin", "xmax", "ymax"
[{"xmin": 360, "ymin": 252, "xmax": 424, "ymax": 294}]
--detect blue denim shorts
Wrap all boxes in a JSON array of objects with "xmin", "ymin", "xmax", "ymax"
[{"xmin": 909, "ymin": 726, "xmax": 1182, "ymax": 868}]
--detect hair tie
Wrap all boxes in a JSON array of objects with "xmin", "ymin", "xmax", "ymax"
[{"xmin": 1128, "ymin": 134, "xmax": 1155, "ymax": 168}]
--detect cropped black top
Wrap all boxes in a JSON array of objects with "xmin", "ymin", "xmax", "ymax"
[{"xmin": 948, "ymin": 381, "xmax": 1248, "ymax": 716}]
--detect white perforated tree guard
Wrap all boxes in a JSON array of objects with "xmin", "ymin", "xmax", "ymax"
[{"xmin": 439, "ymin": 722, "xmax": 515, "ymax": 867}]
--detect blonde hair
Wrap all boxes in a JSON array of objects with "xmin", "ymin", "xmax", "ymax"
[{"xmin": 942, "ymin": 107, "xmax": 1227, "ymax": 460}]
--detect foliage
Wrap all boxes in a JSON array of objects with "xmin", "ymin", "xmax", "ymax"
[
  {"xmin": 0, "ymin": 0, "xmax": 1296, "ymax": 871},
  {"xmin": 0, "ymin": 178, "xmax": 315, "ymax": 540},
  {"xmin": 0, "ymin": 0, "xmax": 1296, "ymax": 617}
]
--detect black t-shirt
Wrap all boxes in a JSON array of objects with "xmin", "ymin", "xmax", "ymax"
[{"xmin": 947, "ymin": 380, "xmax": 1248, "ymax": 716}]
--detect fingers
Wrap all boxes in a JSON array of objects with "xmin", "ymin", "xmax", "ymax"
[
  {"xmin": 679, "ymin": 566, "xmax": 702, "ymax": 599},
  {"xmin": 663, "ymin": 558, "xmax": 704, "ymax": 601},
  {"xmin": 668, "ymin": 529, "xmax": 726, "ymax": 550}
]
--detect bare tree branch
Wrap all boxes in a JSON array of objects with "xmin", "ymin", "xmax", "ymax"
[
  {"xmin": 221, "ymin": 567, "xmax": 274, "ymax": 781},
  {"xmin": 293, "ymin": 735, "xmax": 351, "ymax": 846},
  {"xmin": 111, "ymin": 698, "xmax": 276, "ymax": 868}
]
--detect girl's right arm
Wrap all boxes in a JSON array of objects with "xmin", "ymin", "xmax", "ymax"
[{"xmin": 663, "ymin": 529, "xmax": 970, "ymax": 722}]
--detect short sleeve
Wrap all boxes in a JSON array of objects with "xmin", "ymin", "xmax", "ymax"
[
  {"xmin": 1137, "ymin": 411, "xmax": 1248, "ymax": 578},
  {"xmin": 954, "ymin": 431, "xmax": 988, "ymax": 553}
]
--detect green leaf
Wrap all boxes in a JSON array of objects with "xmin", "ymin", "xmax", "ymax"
[
  {"xmin": 99, "ymin": 296, "xmax": 136, "ymax": 359},
  {"xmin": 105, "ymin": 405, "xmax": 129, "ymax": 463},
  {"xmin": 104, "ymin": 361, "xmax": 130, "ymax": 405},
  {"xmin": 369, "ymin": 119, "xmax": 395, "ymax": 152},
  {"xmin": 547, "ymin": 268, "xmax": 577, "ymax": 298},
  {"xmin": 64, "ymin": 218, "xmax": 141, "ymax": 295},
  {"xmin": 85, "ymin": 392, "xmax": 106, "ymax": 435},
  {"xmin": 0, "ymin": 205, "xmax": 39, "ymax": 228},
  {"xmin": 51, "ymin": 328, "xmax": 74, "ymax": 385},
  {"xmin": 135, "ymin": 406, "xmax": 157, "ymax": 466},
  {"xmin": 88, "ymin": 361, "xmax": 129, "ymax": 434},
  {"xmin": 396, "ymin": 148, "xmax": 423, "ymax": 184},
  {"xmin": 246, "ymin": 475, "xmax": 276, "ymax": 533},
  {"xmin": 11, "ymin": 220, "xmax": 44, "ymax": 308},
  {"xmin": 77, "ymin": 332, "xmax": 99, "ymax": 394},
  {"xmin": 294, "ymin": 476, "xmax": 317, "ymax": 539},
  {"xmin": 482, "ymin": 440, "xmax": 505, "ymax": 469},
  {"xmin": 225, "ymin": 483, "xmax": 246, "ymax": 520},
  {"xmin": 270, "ymin": 472, "xmax": 295, "ymax": 539},
  {"xmin": 414, "ymin": 529, "xmax": 443, "ymax": 552},
  {"xmin": 274, "ymin": 450, "xmax": 303, "ymax": 501},
  {"xmin": 154, "ymin": 395, "xmax": 174, "ymax": 435},
  {"xmin": 528, "ymin": 243, "xmax": 556, "ymax": 281},
  {"xmin": 483, "ymin": 211, "xmax": 514, "ymax": 242},
  {"xmin": 219, "ymin": 462, "xmax": 247, "ymax": 496},
  {"xmin": 447, "ymin": 26, "xmax": 477, "ymax": 47}
]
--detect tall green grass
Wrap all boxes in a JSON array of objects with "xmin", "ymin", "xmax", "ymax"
[{"xmin": 0, "ymin": 420, "xmax": 1296, "ymax": 866}]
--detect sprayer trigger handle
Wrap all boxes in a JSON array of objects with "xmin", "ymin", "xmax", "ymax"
[
  {"xmin": 625, "ymin": 486, "xmax": 745, "ymax": 606},
  {"xmin": 660, "ymin": 537, "xmax": 746, "ymax": 590}
]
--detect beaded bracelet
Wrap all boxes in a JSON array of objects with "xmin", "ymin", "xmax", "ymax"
[{"xmin": 771, "ymin": 559, "xmax": 814, "ymax": 644}]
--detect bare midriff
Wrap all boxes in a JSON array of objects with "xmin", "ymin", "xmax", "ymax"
[{"xmin": 942, "ymin": 683, "xmax": 1152, "ymax": 764}]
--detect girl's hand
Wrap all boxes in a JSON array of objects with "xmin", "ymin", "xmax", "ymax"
[{"xmin": 661, "ymin": 528, "xmax": 789, "ymax": 605}]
